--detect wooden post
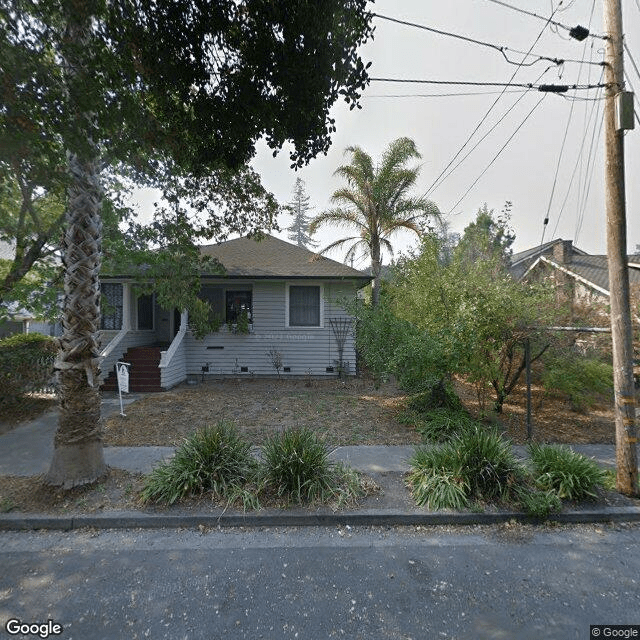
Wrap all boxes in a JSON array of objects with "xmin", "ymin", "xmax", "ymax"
[{"xmin": 603, "ymin": 0, "xmax": 638, "ymax": 495}]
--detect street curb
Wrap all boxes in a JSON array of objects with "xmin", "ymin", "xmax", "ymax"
[{"xmin": 1, "ymin": 506, "xmax": 639, "ymax": 531}]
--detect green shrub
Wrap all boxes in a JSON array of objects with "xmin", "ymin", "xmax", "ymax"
[
  {"xmin": 541, "ymin": 355, "xmax": 613, "ymax": 412},
  {"xmin": 408, "ymin": 424, "xmax": 523, "ymax": 509},
  {"xmin": 511, "ymin": 485, "xmax": 562, "ymax": 518},
  {"xmin": 528, "ymin": 443, "xmax": 606, "ymax": 500},
  {"xmin": 408, "ymin": 446, "xmax": 470, "ymax": 510},
  {"xmin": 410, "ymin": 407, "xmax": 474, "ymax": 443},
  {"xmin": 407, "ymin": 381, "xmax": 463, "ymax": 414},
  {"xmin": 140, "ymin": 421, "xmax": 257, "ymax": 506},
  {"xmin": 261, "ymin": 427, "xmax": 361, "ymax": 505},
  {"xmin": 0, "ymin": 333, "xmax": 57, "ymax": 406}
]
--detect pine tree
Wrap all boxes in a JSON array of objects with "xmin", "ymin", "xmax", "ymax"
[{"xmin": 285, "ymin": 178, "xmax": 318, "ymax": 249}]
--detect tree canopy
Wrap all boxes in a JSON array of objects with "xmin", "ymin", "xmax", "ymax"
[{"xmin": 285, "ymin": 178, "xmax": 318, "ymax": 250}]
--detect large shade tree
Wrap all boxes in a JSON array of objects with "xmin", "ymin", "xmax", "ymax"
[
  {"xmin": 2, "ymin": 0, "xmax": 373, "ymax": 488},
  {"xmin": 310, "ymin": 137, "xmax": 439, "ymax": 305}
]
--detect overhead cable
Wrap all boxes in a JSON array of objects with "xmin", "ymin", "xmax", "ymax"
[
  {"xmin": 447, "ymin": 95, "xmax": 548, "ymax": 215},
  {"xmin": 374, "ymin": 13, "xmax": 568, "ymax": 67},
  {"xmin": 369, "ymin": 77, "xmax": 607, "ymax": 92},
  {"xmin": 482, "ymin": 0, "xmax": 606, "ymax": 39},
  {"xmin": 424, "ymin": 3, "xmax": 561, "ymax": 200}
]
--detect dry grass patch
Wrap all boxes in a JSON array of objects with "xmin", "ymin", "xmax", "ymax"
[{"xmin": 103, "ymin": 378, "xmax": 421, "ymax": 447}]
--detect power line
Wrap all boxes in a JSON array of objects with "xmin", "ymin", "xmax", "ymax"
[
  {"xmin": 369, "ymin": 77, "xmax": 607, "ymax": 91},
  {"xmin": 623, "ymin": 41, "xmax": 640, "ymax": 85},
  {"xmin": 482, "ymin": 0, "xmax": 606, "ymax": 39},
  {"xmin": 447, "ymin": 94, "xmax": 548, "ymax": 214},
  {"xmin": 429, "ymin": 67, "xmax": 552, "ymax": 198},
  {"xmin": 542, "ymin": 0, "xmax": 597, "ymax": 244},
  {"xmin": 362, "ymin": 89, "xmax": 532, "ymax": 98},
  {"xmin": 373, "ymin": 12, "xmax": 575, "ymax": 68},
  {"xmin": 424, "ymin": 4, "xmax": 562, "ymax": 200},
  {"xmin": 623, "ymin": 71, "xmax": 640, "ymax": 127}
]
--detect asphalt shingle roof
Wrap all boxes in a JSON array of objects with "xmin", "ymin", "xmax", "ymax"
[
  {"xmin": 199, "ymin": 234, "xmax": 371, "ymax": 281},
  {"xmin": 538, "ymin": 254, "xmax": 640, "ymax": 293}
]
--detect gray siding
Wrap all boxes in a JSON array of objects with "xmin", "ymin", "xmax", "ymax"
[
  {"xmin": 184, "ymin": 280, "xmax": 358, "ymax": 377},
  {"xmin": 160, "ymin": 337, "xmax": 187, "ymax": 389}
]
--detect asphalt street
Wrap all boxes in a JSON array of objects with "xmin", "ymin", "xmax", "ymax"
[{"xmin": 1, "ymin": 523, "xmax": 639, "ymax": 640}]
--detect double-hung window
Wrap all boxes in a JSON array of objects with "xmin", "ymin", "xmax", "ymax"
[{"xmin": 288, "ymin": 285, "xmax": 322, "ymax": 327}]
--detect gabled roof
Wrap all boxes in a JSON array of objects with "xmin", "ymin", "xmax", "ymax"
[
  {"xmin": 199, "ymin": 234, "xmax": 371, "ymax": 282},
  {"xmin": 510, "ymin": 238, "xmax": 588, "ymax": 280},
  {"xmin": 526, "ymin": 254, "xmax": 640, "ymax": 295}
]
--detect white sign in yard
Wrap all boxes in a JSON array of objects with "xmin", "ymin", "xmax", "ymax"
[{"xmin": 116, "ymin": 361, "xmax": 131, "ymax": 416}]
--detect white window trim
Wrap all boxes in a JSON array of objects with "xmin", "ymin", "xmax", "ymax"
[{"xmin": 285, "ymin": 282, "xmax": 324, "ymax": 328}]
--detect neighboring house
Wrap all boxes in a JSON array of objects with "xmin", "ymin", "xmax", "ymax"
[
  {"xmin": 99, "ymin": 234, "xmax": 372, "ymax": 391},
  {"xmin": 512, "ymin": 238, "xmax": 640, "ymax": 314}
]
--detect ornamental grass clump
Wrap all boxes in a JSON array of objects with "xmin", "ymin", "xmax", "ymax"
[
  {"xmin": 528, "ymin": 443, "xmax": 606, "ymax": 501},
  {"xmin": 408, "ymin": 423, "xmax": 525, "ymax": 510},
  {"xmin": 141, "ymin": 421, "xmax": 257, "ymax": 506},
  {"xmin": 261, "ymin": 427, "xmax": 361, "ymax": 506}
]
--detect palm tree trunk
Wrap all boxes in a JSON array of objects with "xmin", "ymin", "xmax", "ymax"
[
  {"xmin": 45, "ymin": 9, "xmax": 106, "ymax": 488},
  {"xmin": 371, "ymin": 237, "xmax": 382, "ymax": 307},
  {"xmin": 45, "ymin": 151, "xmax": 106, "ymax": 488}
]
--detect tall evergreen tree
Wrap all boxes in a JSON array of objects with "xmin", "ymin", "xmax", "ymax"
[{"xmin": 285, "ymin": 178, "xmax": 318, "ymax": 249}]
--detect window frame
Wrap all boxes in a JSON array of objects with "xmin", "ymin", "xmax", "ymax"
[
  {"xmin": 100, "ymin": 282, "xmax": 124, "ymax": 331},
  {"xmin": 285, "ymin": 282, "xmax": 324, "ymax": 328}
]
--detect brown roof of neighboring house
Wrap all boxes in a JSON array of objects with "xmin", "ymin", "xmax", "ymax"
[
  {"xmin": 510, "ymin": 238, "xmax": 588, "ymax": 280},
  {"xmin": 199, "ymin": 234, "xmax": 371, "ymax": 281},
  {"xmin": 531, "ymin": 254, "xmax": 640, "ymax": 294}
]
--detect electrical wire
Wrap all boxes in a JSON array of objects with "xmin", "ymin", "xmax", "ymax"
[
  {"xmin": 551, "ymin": 84, "xmax": 604, "ymax": 238},
  {"xmin": 574, "ymin": 83, "xmax": 604, "ymax": 243},
  {"xmin": 574, "ymin": 111, "xmax": 603, "ymax": 243},
  {"xmin": 623, "ymin": 71, "xmax": 640, "ymax": 127},
  {"xmin": 447, "ymin": 94, "xmax": 548, "ymax": 215},
  {"xmin": 429, "ymin": 67, "xmax": 553, "ymax": 198},
  {"xmin": 369, "ymin": 78, "xmax": 606, "ymax": 90},
  {"xmin": 423, "ymin": 3, "xmax": 562, "ymax": 201},
  {"xmin": 362, "ymin": 89, "xmax": 532, "ymax": 98},
  {"xmin": 374, "ymin": 12, "xmax": 573, "ymax": 68},
  {"xmin": 542, "ymin": 0, "xmax": 597, "ymax": 244},
  {"xmin": 482, "ymin": 0, "xmax": 607, "ymax": 39},
  {"xmin": 623, "ymin": 41, "xmax": 640, "ymax": 85}
]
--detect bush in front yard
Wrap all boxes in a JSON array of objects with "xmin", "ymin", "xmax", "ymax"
[
  {"xmin": 140, "ymin": 421, "xmax": 257, "ymax": 506},
  {"xmin": 0, "ymin": 333, "xmax": 57, "ymax": 407},
  {"xmin": 408, "ymin": 424, "xmax": 522, "ymax": 509},
  {"xmin": 261, "ymin": 427, "xmax": 362, "ymax": 506},
  {"xmin": 528, "ymin": 443, "xmax": 606, "ymax": 500},
  {"xmin": 541, "ymin": 354, "xmax": 613, "ymax": 412}
]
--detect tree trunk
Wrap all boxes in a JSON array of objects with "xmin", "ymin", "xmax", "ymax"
[
  {"xmin": 370, "ymin": 238, "xmax": 382, "ymax": 307},
  {"xmin": 45, "ymin": 10, "xmax": 106, "ymax": 488}
]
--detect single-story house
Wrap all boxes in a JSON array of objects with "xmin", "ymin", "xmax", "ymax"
[{"xmin": 99, "ymin": 234, "xmax": 372, "ymax": 391}]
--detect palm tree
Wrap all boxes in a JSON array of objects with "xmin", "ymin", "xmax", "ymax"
[{"xmin": 310, "ymin": 137, "xmax": 438, "ymax": 306}]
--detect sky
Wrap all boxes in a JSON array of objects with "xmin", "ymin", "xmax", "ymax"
[{"xmin": 138, "ymin": 0, "xmax": 640, "ymax": 268}]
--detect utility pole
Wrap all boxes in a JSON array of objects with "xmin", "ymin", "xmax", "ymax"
[{"xmin": 603, "ymin": 0, "xmax": 638, "ymax": 495}]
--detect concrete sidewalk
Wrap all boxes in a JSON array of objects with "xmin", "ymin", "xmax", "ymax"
[{"xmin": 1, "ymin": 396, "xmax": 639, "ymax": 531}]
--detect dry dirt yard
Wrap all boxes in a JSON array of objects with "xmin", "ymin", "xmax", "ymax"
[
  {"xmin": 102, "ymin": 375, "xmax": 622, "ymax": 448},
  {"xmin": 103, "ymin": 377, "xmax": 423, "ymax": 447}
]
